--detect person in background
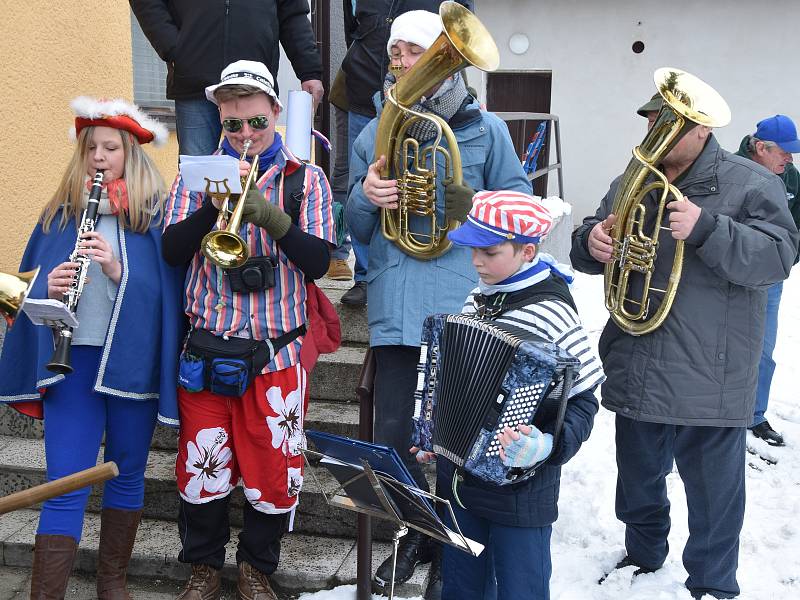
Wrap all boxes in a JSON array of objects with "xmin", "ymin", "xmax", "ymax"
[
  {"xmin": 339, "ymin": 0, "xmax": 474, "ymax": 305},
  {"xmin": 0, "ymin": 97, "xmax": 184, "ymax": 599},
  {"xmin": 130, "ymin": 0, "xmax": 324, "ymax": 156},
  {"xmin": 735, "ymin": 114, "xmax": 800, "ymax": 447}
]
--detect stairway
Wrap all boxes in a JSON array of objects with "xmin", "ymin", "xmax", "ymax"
[{"xmin": 0, "ymin": 277, "xmax": 430, "ymax": 596}]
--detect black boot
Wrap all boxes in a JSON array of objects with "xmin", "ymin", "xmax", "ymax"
[
  {"xmin": 598, "ymin": 555, "xmax": 659, "ymax": 584},
  {"xmin": 373, "ymin": 530, "xmax": 433, "ymax": 593},
  {"xmin": 750, "ymin": 421, "xmax": 785, "ymax": 446},
  {"xmin": 341, "ymin": 281, "xmax": 367, "ymax": 306}
]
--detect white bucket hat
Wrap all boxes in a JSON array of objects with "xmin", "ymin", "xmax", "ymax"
[
  {"xmin": 386, "ymin": 10, "xmax": 442, "ymax": 56},
  {"xmin": 204, "ymin": 60, "xmax": 283, "ymax": 108}
]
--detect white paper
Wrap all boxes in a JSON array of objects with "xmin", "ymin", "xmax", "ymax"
[
  {"xmin": 22, "ymin": 298, "xmax": 79, "ymax": 329},
  {"xmin": 446, "ymin": 528, "xmax": 485, "ymax": 556},
  {"xmin": 179, "ymin": 154, "xmax": 242, "ymax": 194},
  {"xmin": 285, "ymin": 90, "xmax": 313, "ymax": 161}
]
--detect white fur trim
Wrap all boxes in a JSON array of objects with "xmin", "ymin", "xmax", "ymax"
[
  {"xmin": 387, "ymin": 10, "xmax": 442, "ymax": 56},
  {"xmin": 70, "ymin": 96, "xmax": 169, "ymax": 146}
]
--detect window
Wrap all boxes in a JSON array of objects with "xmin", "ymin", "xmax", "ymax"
[{"xmin": 130, "ymin": 12, "xmax": 175, "ymax": 126}]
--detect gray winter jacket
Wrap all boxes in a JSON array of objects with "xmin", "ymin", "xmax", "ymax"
[{"xmin": 571, "ymin": 135, "xmax": 799, "ymax": 427}]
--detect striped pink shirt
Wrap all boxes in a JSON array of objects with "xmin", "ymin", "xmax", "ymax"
[{"xmin": 165, "ymin": 148, "xmax": 335, "ymax": 373}]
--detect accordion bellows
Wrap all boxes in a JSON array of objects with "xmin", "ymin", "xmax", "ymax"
[{"xmin": 412, "ymin": 314, "xmax": 580, "ymax": 486}]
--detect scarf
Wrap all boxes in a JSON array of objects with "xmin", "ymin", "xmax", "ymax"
[
  {"xmin": 478, "ymin": 253, "xmax": 574, "ymax": 296},
  {"xmin": 84, "ymin": 177, "xmax": 128, "ymax": 215},
  {"xmin": 382, "ymin": 71, "xmax": 470, "ymax": 143},
  {"xmin": 221, "ymin": 133, "xmax": 284, "ymax": 172}
]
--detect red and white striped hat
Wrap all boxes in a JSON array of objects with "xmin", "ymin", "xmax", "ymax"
[
  {"xmin": 69, "ymin": 96, "xmax": 169, "ymax": 146},
  {"xmin": 448, "ymin": 190, "xmax": 553, "ymax": 247}
]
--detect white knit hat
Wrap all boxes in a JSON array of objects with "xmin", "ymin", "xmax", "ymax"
[{"xmin": 386, "ymin": 10, "xmax": 442, "ymax": 56}]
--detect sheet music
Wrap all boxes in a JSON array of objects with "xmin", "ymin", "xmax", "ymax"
[
  {"xmin": 22, "ymin": 298, "xmax": 79, "ymax": 328},
  {"xmin": 179, "ymin": 154, "xmax": 242, "ymax": 194}
]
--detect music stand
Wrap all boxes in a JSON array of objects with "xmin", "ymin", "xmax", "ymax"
[{"xmin": 302, "ymin": 430, "xmax": 483, "ymax": 600}]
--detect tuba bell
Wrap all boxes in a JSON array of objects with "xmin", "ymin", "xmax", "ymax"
[
  {"xmin": 0, "ymin": 267, "xmax": 39, "ymax": 329},
  {"xmin": 604, "ymin": 68, "xmax": 731, "ymax": 335},
  {"xmin": 374, "ymin": 1, "xmax": 499, "ymax": 260}
]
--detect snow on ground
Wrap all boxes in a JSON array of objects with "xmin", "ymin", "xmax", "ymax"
[{"xmin": 300, "ymin": 272, "xmax": 800, "ymax": 600}]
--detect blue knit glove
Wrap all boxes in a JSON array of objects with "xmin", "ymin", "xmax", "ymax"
[{"xmin": 500, "ymin": 425, "xmax": 553, "ymax": 468}]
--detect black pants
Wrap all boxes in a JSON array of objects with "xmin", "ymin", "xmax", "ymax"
[
  {"xmin": 178, "ymin": 496, "xmax": 289, "ymax": 575},
  {"xmin": 615, "ymin": 416, "xmax": 745, "ymax": 598},
  {"xmin": 372, "ymin": 345, "xmax": 429, "ymax": 492}
]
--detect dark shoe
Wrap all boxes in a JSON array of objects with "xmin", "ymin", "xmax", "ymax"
[
  {"xmin": 423, "ymin": 544, "xmax": 442, "ymax": 600},
  {"xmin": 30, "ymin": 534, "xmax": 78, "ymax": 599},
  {"xmin": 176, "ymin": 564, "xmax": 222, "ymax": 600},
  {"xmin": 597, "ymin": 555, "xmax": 658, "ymax": 584},
  {"xmin": 341, "ymin": 281, "xmax": 367, "ymax": 306},
  {"xmin": 96, "ymin": 508, "xmax": 142, "ymax": 600},
  {"xmin": 750, "ymin": 421, "xmax": 785, "ymax": 447},
  {"xmin": 373, "ymin": 530, "xmax": 433, "ymax": 593},
  {"xmin": 237, "ymin": 561, "xmax": 278, "ymax": 600}
]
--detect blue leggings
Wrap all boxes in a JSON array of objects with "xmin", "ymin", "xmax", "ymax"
[{"xmin": 38, "ymin": 346, "xmax": 158, "ymax": 541}]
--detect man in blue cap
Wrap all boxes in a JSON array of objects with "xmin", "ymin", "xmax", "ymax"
[{"xmin": 736, "ymin": 114, "xmax": 800, "ymax": 447}]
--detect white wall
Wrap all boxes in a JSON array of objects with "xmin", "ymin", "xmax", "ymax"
[{"xmin": 473, "ymin": 0, "xmax": 800, "ymax": 222}]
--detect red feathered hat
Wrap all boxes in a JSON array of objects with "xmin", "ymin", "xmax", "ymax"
[{"xmin": 69, "ymin": 96, "xmax": 168, "ymax": 146}]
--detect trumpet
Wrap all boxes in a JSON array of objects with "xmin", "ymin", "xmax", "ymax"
[
  {"xmin": 201, "ymin": 140, "xmax": 261, "ymax": 269},
  {"xmin": 0, "ymin": 267, "xmax": 39, "ymax": 328}
]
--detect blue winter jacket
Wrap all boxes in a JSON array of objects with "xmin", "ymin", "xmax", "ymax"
[
  {"xmin": 0, "ymin": 212, "xmax": 187, "ymax": 426},
  {"xmin": 345, "ymin": 96, "xmax": 532, "ymax": 347}
]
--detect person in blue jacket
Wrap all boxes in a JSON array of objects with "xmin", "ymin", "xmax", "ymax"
[
  {"xmin": 344, "ymin": 9, "xmax": 532, "ymax": 595},
  {"xmin": 412, "ymin": 190, "xmax": 603, "ymax": 599},
  {"xmin": 0, "ymin": 97, "xmax": 185, "ymax": 599}
]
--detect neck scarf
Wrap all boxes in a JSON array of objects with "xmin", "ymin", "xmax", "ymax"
[
  {"xmin": 478, "ymin": 253, "xmax": 574, "ymax": 296},
  {"xmin": 221, "ymin": 133, "xmax": 284, "ymax": 172},
  {"xmin": 84, "ymin": 177, "xmax": 128, "ymax": 215},
  {"xmin": 382, "ymin": 71, "xmax": 470, "ymax": 143}
]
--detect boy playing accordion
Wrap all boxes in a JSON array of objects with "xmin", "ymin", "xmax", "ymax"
[{"xmin": 413, "ymin": 190, "xmax": 605, "ymax": 599}]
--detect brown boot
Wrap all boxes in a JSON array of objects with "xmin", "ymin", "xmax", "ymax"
[
  {"xmin": 96, "ymin": 508, "xmax": 142, "ymax": 600},
  {"xmin": 176, "ymin": 564, "xmax": 222, "ymax": 600},
  {"xmin": 237, "ymin": 561, "xmax": 277, "ymax": 600},
  {"xmin": 29, "ymin": 534, "xmax": 78, "ymax": 600}
]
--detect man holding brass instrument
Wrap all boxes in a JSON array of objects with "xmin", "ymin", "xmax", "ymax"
[
  {"xmin": 161, "ymin": 60, "xmax": 335, "ymax": 600},
  {"xmin": 570, "ymin": 78, "xmax": 799, "ymax": 599},
  {"xmin": 345, "ymin": 7, "xmax": 530, "ymax": 594}
]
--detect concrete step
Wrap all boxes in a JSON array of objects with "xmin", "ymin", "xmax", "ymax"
[
  {"xmin": 317, "ymin": 277, "xmax": 369, "ymax": 346},
  {"xmin": 309, "ymin": 344, "xmax": 367, "ymax": 403},
  {"xmin": 0, "ymin": 509, "xmax": 430, "ymax": 597},
  {"xmin": 0, "ymin": 434, "xmax": 408, "ymax": 540},
  {"xmin": 0, "ymin": 400, "xmax": 361, "ymax": 450}
]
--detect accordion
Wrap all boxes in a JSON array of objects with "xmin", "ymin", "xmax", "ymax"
[{"xmin": 411, "ymin": 313, "xmax": 580, "ymax": 486}]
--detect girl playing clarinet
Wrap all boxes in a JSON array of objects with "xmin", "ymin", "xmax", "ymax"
[{"xmin": 0, "ymin": 97, "xmax": 185, "ymax": 599}]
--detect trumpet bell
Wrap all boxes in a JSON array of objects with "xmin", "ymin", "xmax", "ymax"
[
  {"xmin": 201, "ymin": 231, "xmax": 249, "ymax": 269},
  {"xmin": 0, "ymin": 267, "xmax": 40, "ymax": 328}
]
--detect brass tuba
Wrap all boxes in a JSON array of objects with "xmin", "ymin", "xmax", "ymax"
[
  {"xmin": 374, "ymin": 1, "xmax": 499, "ymax": 260},
  {"xmin": 0, "ymin": 267, "xmax": 39, "ymax": 329},
  {"xmin": 604, "ymin": 68, "xmax": 731, "ymax": 335}
]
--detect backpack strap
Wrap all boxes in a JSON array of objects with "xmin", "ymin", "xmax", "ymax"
[{"xmin": 281, "ymin": 163, "xmax": 307, "ymax": 226}]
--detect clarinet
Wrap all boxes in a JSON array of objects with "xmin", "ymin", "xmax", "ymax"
[{"xmin": 46, "ymin": 170, "xmax": 104, "ymax": 374}]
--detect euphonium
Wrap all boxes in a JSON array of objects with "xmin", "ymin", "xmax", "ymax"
[
  {"xmin": 604, "ymin": 68, "xmax": 731, "ymax": 335},
  {"xmin": 201, "ymin": 139, "xmax": 261, "ymax": 269},
  {"xmin": 0, "ymin": 267, "xmax": 39, "ymax": 328},
  {"xmin": 375, "ymin": 1, "xmax": 499, "ymax": 260}
]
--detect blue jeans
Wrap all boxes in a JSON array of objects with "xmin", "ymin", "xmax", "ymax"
[
  {"xmin": 615, "ymin": 416, "xmax": 744, "ymax": 598},
  {"xmin": 347, "ymin": 110, "xmax": 373, "ymax": 282},
  {"xmin": 38, "ymin": 346, "xmax": 158, "ymax": 541},
  {"xmin": 331, "ymin": 105, "xmax": 352, "ymax": 261},
  {"xmin": 441, "ymin": 502, "xmax": 552, "ymax": 600},
  {"xmin": 753, "ymin": 282, "xmax": 783, "ymax": 427},
  {"xmin": 175, "ymin": 98, "xmax": 222, "ymax": 156}
]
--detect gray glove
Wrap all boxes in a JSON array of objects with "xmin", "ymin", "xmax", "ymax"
[{"xmin": 241, "ymin": 187, "xmax": 291, "ymax": 240}]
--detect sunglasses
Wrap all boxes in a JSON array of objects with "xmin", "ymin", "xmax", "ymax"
[{"xmin": 221, "ymin": 115, "xmax": 270, "ymax": 133}]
